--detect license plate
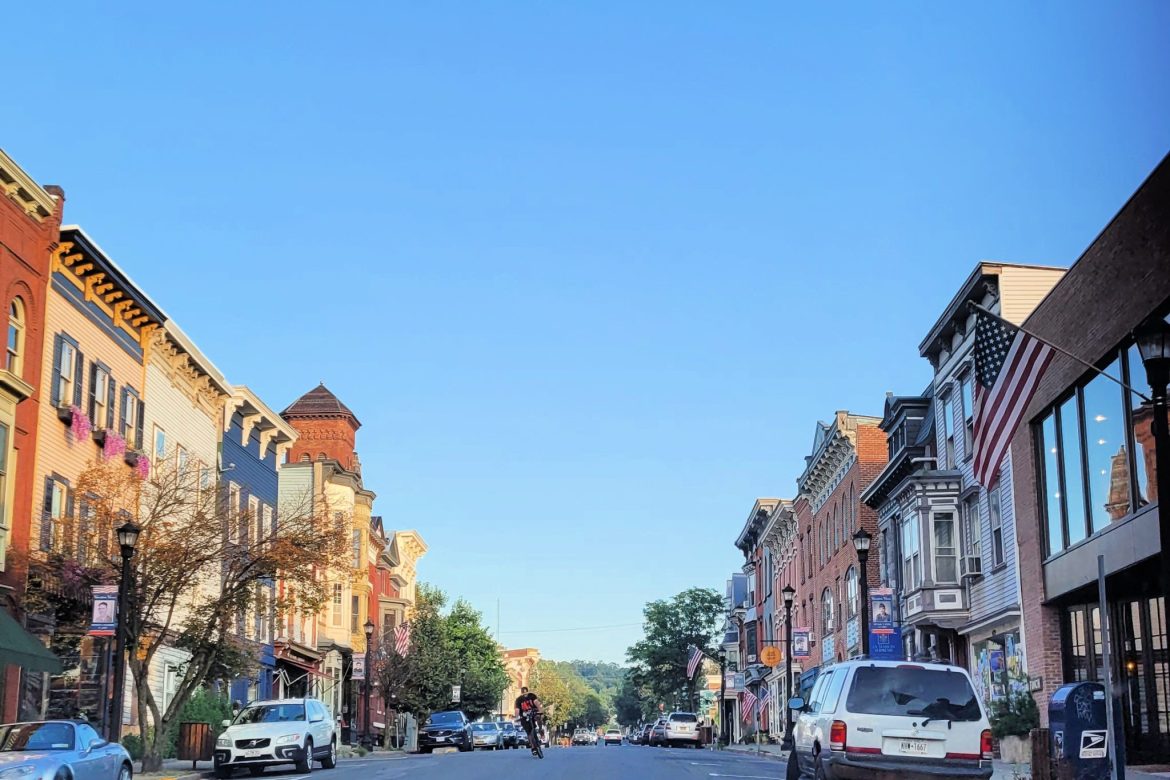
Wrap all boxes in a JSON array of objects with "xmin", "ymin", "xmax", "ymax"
[
  {"xmin": 243, "ymin": 749, "xmax": 262, "ymax": 758},
  {"xmin": 434, "ymin": 736, "xmax": 447, "ymax": 742},
  {"xmin": 899, "ymin": 739, "xmax": 929, "ymax": 755}
]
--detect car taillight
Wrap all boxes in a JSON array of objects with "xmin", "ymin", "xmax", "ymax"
[
  {"xmin": 829, "ymin": 720, "xmax": 847, "ymax": 752},
  {"xmin": 981, "ymin": 729, "xmax": 993, "ymax": 760}
]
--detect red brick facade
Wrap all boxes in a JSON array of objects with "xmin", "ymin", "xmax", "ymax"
[{"xmin": 281, "ymin": 383, "xmax": 360, "ymax": 469}]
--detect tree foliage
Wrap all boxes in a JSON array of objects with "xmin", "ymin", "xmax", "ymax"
[
  {"xmin": 528, "ymin": 660, "xmax": 612, "ymax": 731},
  {"xmin": 626, "ymin": 587, "xmax": 724, "ymax": 715},
  {"xmin": 75, "ymin": 456, "xmax": 348, "ymax": 771},
  {"xmin": 613, "ymin": 671, "xmax": 650, "ymax": 726}
]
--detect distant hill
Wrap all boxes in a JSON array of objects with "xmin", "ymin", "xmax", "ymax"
[{"xmin": 563, "ymin": 660, "xmax": 627, "ymax": 704}]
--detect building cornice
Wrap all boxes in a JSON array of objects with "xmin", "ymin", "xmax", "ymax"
[{"xmin": 0, "ymin": 150, "xmax": 57, "ymax": 222}]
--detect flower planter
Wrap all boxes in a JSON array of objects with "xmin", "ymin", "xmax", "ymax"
[
  {"xmin": 92, "ymin": 428, "xmax": 107, "ymax": 447},
  {"xmin": 999, "ymin": 734, "xmax": 1031, "ymax": 764},
  {"xmin": 124, "ymin": 450, "xmax": 140, "ymax": 468},
  {"xmin": 56, "ymin": 404, "xmax": 73, "ymax": 424}
]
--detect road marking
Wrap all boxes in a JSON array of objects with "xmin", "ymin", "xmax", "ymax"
[{"xmin": 709, "ymin": 775, "xmax": 778, "ymax": 779}]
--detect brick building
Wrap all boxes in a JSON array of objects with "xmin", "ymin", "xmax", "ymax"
[
  {"xmin": 1009, "ymin": 154, "xmax": 1170, "ymax": 762},
  {"xmin": 791, "ymin": 411, "xmax": 886, "ymax": 673},
  {"xmin": 733, "ymin": 498, "xmax": 781, "ymax": 737},
  {"xmin": 0, "ymin": 149, "xmax": 63, "ymax": 722}
]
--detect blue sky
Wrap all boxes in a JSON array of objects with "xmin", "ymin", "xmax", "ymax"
[{"xmin": 6, "ymin": 2, "xmax": 1169, "ymax": 663}]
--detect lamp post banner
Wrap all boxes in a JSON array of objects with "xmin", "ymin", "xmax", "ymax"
[
  {"xmin": 89, "ymin": 585, "xmax": 117, "ymax": 637},
  {"xmin": 792, "ymin": 628, "xmax": 811, "ymax": 660},
  {"xmin": 353, "ymin": 653, "xmax": 365, "ymax": 677},
  {"xmin": 867, "ymin": 589, "xmax": 901, "ymax": 660}
]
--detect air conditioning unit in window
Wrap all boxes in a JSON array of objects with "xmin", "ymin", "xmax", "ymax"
[
  {"xmin": 961, "ymin": 555, "xmax": 983, "ymax": 578},
  {"xmin": 807, "ymin": 632, "xmax": 817, "ymax": 646}
]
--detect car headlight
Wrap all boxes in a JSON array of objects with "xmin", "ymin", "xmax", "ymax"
[
  {"xmin": 0, "ymin": 767, "xmax": 37, "ymax": 780},
  {"xmin": 216, "ymin": 737, "xmax": 231, "ymax": 748},
  {"xmin": 276, "ymin": 734, "xmax": 302, "ymax": 745}
]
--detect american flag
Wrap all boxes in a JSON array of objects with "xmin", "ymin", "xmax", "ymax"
[
  {"xmin": 740, "ymin": 690, "xmax": 757, "ymax": 721},
  {"xmin": 972, "ymin": 307, "xmax": 1054, "ymax": 488},
  {"xmin": 394, "ymin": 621, "xmax": 411, "ymax": 657},
  {"xmin": 757, "ymin": 686, "xmax": 771, "ymax": 715},
  {"xmin": 686, "ymin": 646, "xmax": 703, "ymax": 679}
]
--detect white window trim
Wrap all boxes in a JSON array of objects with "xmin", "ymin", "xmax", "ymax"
[{"xmin": 931, "ymin": 508, "xmax": 959, "ymax": 584}]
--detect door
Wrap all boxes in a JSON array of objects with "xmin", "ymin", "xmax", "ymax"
[
  {"xmin": 72, "ymin": 723, "xmax": 112, "ymax": 780},
  {"xmin": 793, "ymin": 670, "xmax": 834, "ymax": 773}
]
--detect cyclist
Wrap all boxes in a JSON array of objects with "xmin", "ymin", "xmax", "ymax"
[{"xmin": 514, "ymin": 686, "xmax": 544, "ymax": 755}]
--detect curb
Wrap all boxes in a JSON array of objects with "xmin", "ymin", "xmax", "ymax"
[{"xmin": 724, "ymin": 745, "xmax": 789, "ymax": 762}]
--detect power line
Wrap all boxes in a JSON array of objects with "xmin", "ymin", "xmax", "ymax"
[{"xmin": 498, "ymin": 621, "xmax": 643, "ymax": 634}]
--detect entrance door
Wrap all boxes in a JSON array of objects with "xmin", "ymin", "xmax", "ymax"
[{"xmin": 1117, "ymin": 596, "xmax": 1169, "ymax": 763}]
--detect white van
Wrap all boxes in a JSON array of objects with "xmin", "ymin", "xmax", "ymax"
[{"xmin": 786, "ymin": 659, "xmax": 993, "ymax": 780}]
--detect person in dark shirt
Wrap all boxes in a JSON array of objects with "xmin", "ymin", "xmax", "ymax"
[{"xmin": 514, "ymin": 687, "xmax": 543, "ymax": 754}]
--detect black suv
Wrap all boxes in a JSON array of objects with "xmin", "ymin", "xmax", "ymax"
[{"xmin": 418, "ymin": 711, "xmax": 473, "ymax": 754}]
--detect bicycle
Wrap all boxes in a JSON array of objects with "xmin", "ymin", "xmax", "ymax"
[{"xmin": 519, "ymin": 712, "xmax": 544, "ymax": 759}]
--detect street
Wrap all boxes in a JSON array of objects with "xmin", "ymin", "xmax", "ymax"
[{"xmin": 264, "ymin": 747, "xmax": 782, "ymax": 780}]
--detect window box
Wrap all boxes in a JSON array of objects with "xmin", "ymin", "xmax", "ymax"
[
  {"xmin": 124, "ymin": 449, "xmax": 141, "ymax": 468},
  {"xmin": 92, "ymin": 428, "xmax": 107, "ymax": 447},
  {"xmin": 56, "ymin": 403, "xmax": 74, "ymax": 424}
]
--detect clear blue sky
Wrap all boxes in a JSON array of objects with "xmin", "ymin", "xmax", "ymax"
[{"xmin": 6, "ymin": 3, "xmax": 1169, "ymax": 663}]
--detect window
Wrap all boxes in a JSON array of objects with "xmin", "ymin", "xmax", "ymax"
[
  {"xmin": 52, "ymin": 335, "xmax": 79, "ymax": 407},
  {"xmin": 0, "ymin": 424, "xmax": 8, "ymax": 565},
  {"xmin": 77, "ymin": 496, "xmax": 93, "ymax": 566},
  {"xmin": 88, "ymin": 364, "xmax": 113, "ymax": 430},
  {"xmin": 806, "ymin": 670, "xmax": 834, "ymax": 715},
  {"xmin": 353, "ymin": 528, "xmax": 362, "ymax": 568},
  {"xmin": 350, "ymin": 595, "xmax": 360, "ymax": 633},
  {"xmin": 901, "ymin": 512, "xmax": 921, "ymax": 590},
  {"xmin": 1082, "ymin": 358, "xmax": 1130, "ymax": 533},
  {"xmin": 248, "ymin": 496, "xmax": 260, "ymax": 547},
  {"xmin": 942, "ymin": 395, "xmax": 955, "ymax": 468},
  {"xmin": 119, "ymin": 387, "xmax": 141, "ymax": 448},
  {"xmin": 262, "ymin": 505, "xmax": 273, "ymax": 547},
  {"xmin": 820, "ymin": 667, "xmax": 849, "ymax": 714},
  {"xmin": 845, "ymin": 566, "xmax": 858, "ymax": 618},
  {"xmin": 846, "ymin": 666, "xmax": 980, "ymax": 720},
  {"xmin": 1040, "ymin": 412, "xmax": 1064, "ymax": 556},
  {"xmin": 989, "ymin": 487, "xmax": 1004, "ymax": 567},
  {"xmin": 41, "ymin": 476, "xmax": 68, "ymax": 551},
  {"xmin": 331, "ymin": 584, "xmax": 343, "ymax": 626},
  {"xmin": 229, "ymin": 483, "xmax": 241, "ymax": 542},
  {"xmin": 962, "ymin": 496, "xmax": 981, "ymax": 563},
  {"xmin": 153, "ymin": 426, "xmax": 167, "ymax": 461},
  {"xmin": 6, "ymin": 299, "xmax": 24, "ymax": 375},
  {"xmin": 960, "ymin": 373, "xmax": 974, "ymax": 458},
  {"xmin": 1060, "ymin": 394, "xmax": 1088, "ymax": 546},
  {"xmin": 176, "ymin": 446, "xmax": 189, "ymax": 476},
  {"xmin": 1127, "ymin": 344, "xmax": 1155, "ymax": 507},
  {"xmin": 932, "ymin": 510, "xmax": 957, "ymax": 583},
  {"xmin": 300, "ymin": 453, "xmax": 311, "ymax": 462},
  {"xmin": 821, "ymin": 588, "xmax": 834, "ymax": 633}
]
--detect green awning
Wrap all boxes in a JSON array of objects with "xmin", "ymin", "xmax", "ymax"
[{"xmin": 0, "ymin": 609, "xmax": 61, "ymax": 673}]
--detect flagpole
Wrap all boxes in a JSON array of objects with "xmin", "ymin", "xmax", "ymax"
[{"xmin": 968, "ymin": 302, "xmax": 1151, "ymax": 402}]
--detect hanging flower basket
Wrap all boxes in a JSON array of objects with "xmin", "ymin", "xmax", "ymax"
[
  {"xmin": 135, "ymin": 454, "xmax": 151, "ymax": 480},
  {"xmin": 124, "ymin": 449, "xmax": 140, "ymax": 468},
  {"xmin": 71, "ymin": 407, "xmax": 92, "ymax": 442},
  {"xmin": 101, "ymin": 429, "xmax": 127, "ymax": 460}
]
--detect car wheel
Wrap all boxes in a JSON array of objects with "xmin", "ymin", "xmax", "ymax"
[
  {"xmin": 295, "ymin": 739, "xmax": 313, "ymax": 774},
  {"xmin": 249, "ymin": 768, "xmax": 265, "ymax": 777},
  {"xmin": 786, "ymin": 752, "xmax": 802, "ymax": 780},
  {"xmin": 118, "ymin": 763, "xmax": 133, "ymax": 780},
  {"xmin": 813, "ymin": 753, "xmax": 827, "ymax": 780},
  {"xmin": 320, "ymin": 740, "xmax": 337, "ymax": 769}
]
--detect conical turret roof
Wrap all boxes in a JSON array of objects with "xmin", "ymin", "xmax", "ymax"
[{"xmin": 281, "ymin": 383, "xmax": 361, "ymax": 426}]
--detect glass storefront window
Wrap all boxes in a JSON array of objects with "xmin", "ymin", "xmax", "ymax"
[
  {"xmin": 1083, "ymin": 358, "xmax": 1129, "ymax": 532},
  {"xmin": 1061, "ymin": 395, "xmax": 1089, "ymax": 547},
  {"xmin": 1127, "ymin": 344, "xmax": 1156, "ymax": 508},
  {"xmin": 1041, "ymin": 413, "xmax": 1064, "ymax": 556}
]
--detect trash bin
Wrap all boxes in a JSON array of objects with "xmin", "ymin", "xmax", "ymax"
[
  {"xmin": 177, "ymin": 722, "xmax": 213, "ymax": 769},
  {"xmin": 699, "ymin": 725, "xmax": 713, "ymax": 745}
]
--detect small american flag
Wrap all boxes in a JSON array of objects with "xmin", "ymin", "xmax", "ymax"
[
  {"xmin": 686, "ymin": 646, "xmax": 703, "ymax": 679},
  {"xmin": 757, "ymin": 686, "xmax": 771, "ymax": 715},
  {"xmin": 394, "ymin": 621, "xmax": 411, "ymax": 657},
  {"xmin": 972, "ymin": 307, "xmax": 1054, "ymax": 487},
  {"xmin": 740, "ymin": 690, "xmax": 757, "ymax": 721}
]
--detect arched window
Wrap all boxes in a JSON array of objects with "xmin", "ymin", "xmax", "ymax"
[
  {"xmin": 317, "ymin": 452, "xmax": 327, "ymax": 460},
  {"xmin": 6, "ymin": 298, "xmax": 25, "ymax": 375},
  {"xmin": 822, "ymin": 588, "xmax": 834, "ymax": 633},
  {"xmin": 299, "ymin": 453, "xmax": 311, "ymax": 462},
  {"xmin": 845, "ymin": 566, "xmax": 858, "ymax": 618}
]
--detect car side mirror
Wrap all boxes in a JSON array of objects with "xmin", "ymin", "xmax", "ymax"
[
  {"xmin": 222, "ymin": 719, "xmax": 232, "ymax": 728},
  {"xmin": 787, "ymin": 696, "xmax": 805, "ymax": 712}
]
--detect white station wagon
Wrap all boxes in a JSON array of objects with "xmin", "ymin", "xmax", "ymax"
[{"xmin": 786, "ymin": 659, "xmax": 993, "ymax": 780}]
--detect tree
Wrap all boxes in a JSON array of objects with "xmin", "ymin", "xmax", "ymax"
[
  {"xmin": 445, "ymin": 599, "xmax": 509, "ymax": 719},
  {"xmin": 75, "ymin": 457, "xmax": 348, "ymax": 771},
  {"xmin": 613, "ymin": 671, "xmax": 648, "ymax": 726},
  {"xmin": 626, "ymin": 587, "xmax": 724, "ymax": 715}
]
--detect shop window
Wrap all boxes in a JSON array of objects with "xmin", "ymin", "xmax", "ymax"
[
  {"xmin": 1126, "ymin": 344, "xmax": 1156, "ymax": 508},
  {"xmin": 1082, "ymin": 358, "xmax": 1130, "ymax": 532},
  {"xmin": 1060, "ymin": 394, "xmax": 1089, "ymax": 546}
]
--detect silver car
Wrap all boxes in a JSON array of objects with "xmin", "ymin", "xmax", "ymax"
[
  {"xmin": 0, "ymin": 721, "xmax": 133, "ymax": 780},
  {"xmin": 469, "ymin": 722, "xmax": 504, "ymax": 750}
]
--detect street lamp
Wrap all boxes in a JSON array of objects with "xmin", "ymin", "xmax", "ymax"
[
  {"xmin": 363, "ymin": 619, "xmax": 375, "ymax": 748},
  {"xmin": 781, "ymin": 584, "xmax": 796, "ymax": 751},
  {"xmin": 852, "ymin": 528, "xmax": 872, "ymax": 657},
  {"xmin": 1136, "ymin": 314, "xmax": 1170, "ymax": 604},
  {"xmin": 717, "ymin": 648, "xmax": 727, "ymax": 747},
  {"xmin": 108, "ymin": 520, "xmax": 141, "ymax": 741}
]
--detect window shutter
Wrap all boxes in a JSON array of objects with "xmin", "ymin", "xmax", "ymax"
[
  {"xmin": 119, "ymin": 390, "xmax": 129, "ymax": 437},
  {"xmin": 40, "ymin": 477, "xmax": 55, "ymax": 551},
  {"xmin": 135, "ymin": 399, "xmax": 145, "ymax": 451},
  {"xmin": 73, "ymin": 349, "xmax": 85, "ymax": 408},
  {"xmin": 106, "ymin": 379, "xmax": 116, "ymax": 430},
  {"xmin": 64, "ymin": 486, "xmax": 75, "ymax": 557},
  {"xmin": 87, "ymin": 362, "xmax": 98, "ymax": 421},
  {"xmin": 50, "ymin": 336, "xmax": 63, "ymax": 407}
]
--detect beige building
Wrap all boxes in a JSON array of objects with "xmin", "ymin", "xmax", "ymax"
[{"xmin": 500, "ymin": 647, "xmax": 541, "ymax": 715}]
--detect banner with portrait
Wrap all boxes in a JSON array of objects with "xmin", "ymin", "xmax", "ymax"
[{"xmin": 89, "ymin": 585, "xmax": 117, "ymax": 636}]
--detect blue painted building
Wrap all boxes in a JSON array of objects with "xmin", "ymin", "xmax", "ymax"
[{"xmin": 220, "ymin": 386, "xmax": 297, "ymax": 705}]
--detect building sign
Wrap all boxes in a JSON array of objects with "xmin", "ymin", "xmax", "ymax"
[
  {"xmin": 867, "ymin": 588, "xmax": 901, "ymax": 660},
  {"xmin": 792, "ymin": 628, "xmax": 811, "ymax": 660},
  {"xmin": 1080, "ymin": 730, "xmax": 1108, "ymax": 759},
  {"xmin": 88, "ymin": 586, "xmax": 117, "ymax": 637},
  {"xmin": 451, "ymin": 684, "xmax": 461, "ymax": 703},
  {"xmin": 760, "ymin": 646, "xmax": 782, "ymax": 666},
  {"xmin": 733, "ymin": 673, "xmax": 745, "ymax": 691},
  {"xmin": 352, "ymin": 653, "xmax": 365, "ymax": 677},
  {"xmin": 820, "ymin": 633, "xmax": 835, "ymax": 664}
]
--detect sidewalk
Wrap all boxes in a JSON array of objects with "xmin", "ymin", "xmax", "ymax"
[
  {"xmin": 721, "ymin": 743, "xmax": 1170, "ymax": 779},
  {"xmin": 144, "ymin": 751, "xmax": 408, "ymax": 779}
]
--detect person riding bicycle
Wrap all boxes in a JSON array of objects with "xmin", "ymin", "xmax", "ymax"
[{"xmin": 514, "ymin": 686, "xmax": 544, "ymax": 754}]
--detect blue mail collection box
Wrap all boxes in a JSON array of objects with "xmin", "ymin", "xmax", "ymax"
[{"xmin": 1048, "ymin": 682, "xmax": 1111, "ymax": 780}]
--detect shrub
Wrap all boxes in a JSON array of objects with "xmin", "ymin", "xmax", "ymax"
[
  {"xmin": 989, "ymin": 690, "xmax": 1039, "ymax": 739},
  {"xmin": 121, "ymin": 734, "xmax": 144, "ymax": 761},
  {"xmin": 163, "ymin": 687, "xmax": 235, "ymax": 758}
]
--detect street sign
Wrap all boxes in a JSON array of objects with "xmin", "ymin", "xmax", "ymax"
[
  {"xmin": 451, "ymin": 685, "xmax": 461, "ymax": 703},
  {"xmin": 760, "ymin": 646, "xmax": 782, "ymax": 667}
]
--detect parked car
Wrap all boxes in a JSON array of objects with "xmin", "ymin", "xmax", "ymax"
[
  {"xmin": 571, "ymin": 728, "xmax": 592, "ymax": 746},
  {"xmin": 498, "ymin": 721, "xmax": 519, "ymax": 749},
  {"xmin": 470, "ymin": 722, "xmax": 505, "ymax": 750},
  {"xmin": 628, "ymin": 727, "xmax": 641, "ymax": 745},
  {"xmin": 603, "ymin": 728, "xmax": 623, "ymax": 745},
  {"xmin": 787, "ymin": 659, "xmax": 993, "ymax": 780},
  {"xmin": 648, "ymin": 718, "xmax": 669, "ymax": 746},
  {"xmin": 513, "ymin": 722, "xmax": 530, "ymax": 748},
  {"xmin": 639, "ymin": 723, "xmax": 654, "ymax": 744},
  {"xmin": 663, "ymin": 711, "xmax": 702, "ymax": 748},
  {"xmin": 0, "ymin": 721, "xmax": 133, "ymax": 780},
  {"xmin": 213, "ymin": 698, "xmax": 337, "ymax": 777},
  {"xmin": 418, "ymin": 710, "xmax": 473, "ymax": 754}
]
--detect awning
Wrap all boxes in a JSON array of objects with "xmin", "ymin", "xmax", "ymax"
[{"xmin": 0, "ymin": 610, "xmax": 61, "ymax": 673}]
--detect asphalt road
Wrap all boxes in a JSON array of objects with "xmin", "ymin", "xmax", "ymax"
[{"xmin": 247, "ymin": 744, "xmax": 783, "ymax": 780}]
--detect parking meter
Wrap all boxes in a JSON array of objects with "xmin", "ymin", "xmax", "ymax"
[{"xmin": 1048, "ymin": 682, "xmax": 1111, "ymax": 780}]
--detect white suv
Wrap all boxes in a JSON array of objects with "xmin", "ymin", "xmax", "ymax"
[
  {"xmin": 786, "ymin": 659, "xmax": 993, "ymax": 780},
  {"xmin": 663, "ymin": 712, "xmax": 702, "ymax": 748},
  {"xmin": 214, "ymin": 698, "xmax": 338, "ymax": 778}
]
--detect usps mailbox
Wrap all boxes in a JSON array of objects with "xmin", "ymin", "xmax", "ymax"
[{"xmin": 1048, "ymin": 682, "xmax": 1111, "ymax": 780}]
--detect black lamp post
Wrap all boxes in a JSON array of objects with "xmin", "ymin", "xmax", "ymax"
[
  {"xmin": 108, "ymin": 520, "xmax": 141, "ymax": 741},
  {"xmin": 781, "ymin": 584, "xmax": 796, "ymax": 751},
  {"xmin": 363, "ymin": 619, "xmax": 375, "ymax": 748},
  {"xmin": 1135, "ymin": 314, "xmax": 1170, "ymax": 602},
  {"xmin": 853, "ymin": 528, "xmax": 872, "ymax": 657},
  {"xmin": 717, "ymin": 648, "xmax": 727, "ymax": 746}
]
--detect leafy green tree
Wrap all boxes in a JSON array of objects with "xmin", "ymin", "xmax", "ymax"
[
  {"xmin": 626, "ymin": 587, "xmax": 724, "ymax": 714},
  {"xmin": 613, "ymin": 672, "xmax": 648, "ymax": 726},
  {"xmin": 445, "ymin": 599, "xmax": 509, "ymax": 719}
]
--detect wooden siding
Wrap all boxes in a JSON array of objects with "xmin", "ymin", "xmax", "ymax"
[{"xmin": 999, "ymin": 266, "xmax": 1066, "ymax": 325}]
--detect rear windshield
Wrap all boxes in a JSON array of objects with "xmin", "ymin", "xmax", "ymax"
[
  {"xmin": 471, "ymin": 723, "xmax": 496, "ymax": 731},
  {"xmin": 669, "ymin": 713, "xmax": 697, "ymax": 722},
  {"xmin": 426, "ymin": 712, "xmax": 463, "ymax": 725},
  {"xmin": 846, "ymin": 666, "xmax": 982, "ymax": 721}
]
